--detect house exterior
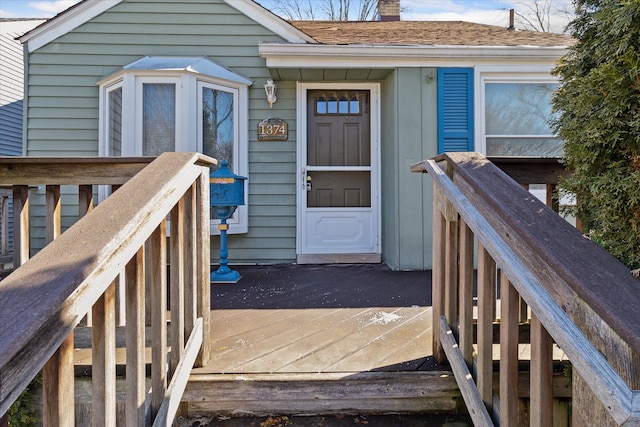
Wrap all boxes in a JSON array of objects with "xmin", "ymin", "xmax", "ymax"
[
  {"xmin": 17, "ymin": 0, "xmax": 573, "ymax": 270},
  {"xmin": 1, "ymin": 18, "xmax": 46, "ymax": 259}
]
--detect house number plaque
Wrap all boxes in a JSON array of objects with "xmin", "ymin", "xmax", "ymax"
[{"xmin": 258, "ymin": 117, "xmax": 288, "ymax": 141}]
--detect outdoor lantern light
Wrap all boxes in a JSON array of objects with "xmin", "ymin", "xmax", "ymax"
[
  {"xmin": 264, "ymin": 79, "xmax": 277, "ymax": 108},
  {"xmin": 209, "ymin": 160, "xmax": 247, "ymax": 283}
]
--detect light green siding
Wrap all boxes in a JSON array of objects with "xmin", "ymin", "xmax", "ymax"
[
  {"xmin": 25, "ymin": 0, "xmax": 296, "ymax": 263},
  {"xmin": 381, "ymin": 68, "xmax": 438, "ymax": 270},
  {"xmin": 25, "ymin": 0, "xmax": 441, "ymax": 269}
]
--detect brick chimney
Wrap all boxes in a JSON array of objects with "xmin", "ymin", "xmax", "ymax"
[{"xmin": 378, "ymin": 0, "xmax": 400, "ymax": 22}]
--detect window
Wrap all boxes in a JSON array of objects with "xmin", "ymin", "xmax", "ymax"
[
  {"xmin": 481, "ymin": 79, "xmax": 560, "ymax": 157},
  {"xmin": 99, "ymin": 57, "xmax": 251, "ymax": 234}
]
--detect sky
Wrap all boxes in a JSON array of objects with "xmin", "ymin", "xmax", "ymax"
[{"xmin": 0, "ymin": 0, "xmax": 574, "ymax": 33}]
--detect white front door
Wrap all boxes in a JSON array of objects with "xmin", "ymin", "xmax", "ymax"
[{"xmin": 296, "ymin": 83, "xmax": 381, "ymax": 263}]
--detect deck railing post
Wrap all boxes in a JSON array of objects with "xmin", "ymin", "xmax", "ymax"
[
  {"xmin": 91, "ymin": 281, "xmax": 116, "ymax": 426},
  {"xmin": 458, "ymin": 219, "xmax": 474, "ymax": 367},
  {"xmin": 125, "ymin": 247, "xmax": 146, "ymax": 426},
  {"xmin": 477, "ymin": 243, "xmax": 496, "ymax": 412},
  {"xmin": 499, "ymin": 273, "xmax": 519, "ymax": 426},
  {"xmin": 184, "ymin": 183, "xmax": 197, "ymax": 340},
  {"xmin": 12, "ymin": 185, "xmax": 29, "ymax": 267},
  {"xmin": 150, "ymin": 221, "xmax": 168, "ymax": 419},
  {"xmin": 195, "ymin": 166, "xmax": 211, "ymax": 367},
  {"xmin": 42, "ymin": 185, "xmax": 75, "ymax": 427},
  {"xmin": 432, "ymin": 183, "xmax": 447, "ymax": 364},
  {"xmin": 170, "ymin": 198, "xmax": 186, "ymax": 377},
  {"xmin": 530, "ymin": 312, "xmax": 553, "ymax": 427}
]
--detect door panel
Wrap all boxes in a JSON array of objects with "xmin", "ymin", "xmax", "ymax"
[{"xmin": 300, "ymin": 89, "xmax": 377, "ymax": 257}]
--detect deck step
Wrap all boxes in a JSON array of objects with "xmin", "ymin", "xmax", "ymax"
[{"xmin": 182, "ymin": 371, "xmax": 462, "ymax": 417}]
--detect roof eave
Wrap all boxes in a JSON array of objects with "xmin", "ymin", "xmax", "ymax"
[
  {"xmin": 19, "ymin": 0, "xmax": 316, "ymax": 54},
  {"xmin": 259, "ymin": 42, "xmax": 569, "ymax": 68}
]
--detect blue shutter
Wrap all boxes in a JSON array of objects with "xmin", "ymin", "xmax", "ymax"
[{"xmin": 437, "ymin": 68, "xmax": 474, "ymax": 153}]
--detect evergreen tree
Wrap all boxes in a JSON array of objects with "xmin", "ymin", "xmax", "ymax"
[{"xmin": 552, "ymin": 0, "xmax": 640, "ymax": 270}]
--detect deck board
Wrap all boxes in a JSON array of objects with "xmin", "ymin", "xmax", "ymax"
[{"xmin": 193, "ymin": 264, "xmax": 438, "ymax": 376}]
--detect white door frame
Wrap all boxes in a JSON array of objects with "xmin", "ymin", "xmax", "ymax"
[{"xmin": 295, "ymin": 82, "xmax": 381, "ymax": 263}]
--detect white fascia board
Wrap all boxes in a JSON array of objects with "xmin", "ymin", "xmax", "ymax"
[
  {"xmin": 19, "ymin": 0, "xmax": 122, "ymax": 53},
  {"xmin": 222, "ymin": 0, "xmax": 316, "ymax": 44},
  {"xmin": 259, "ymin": 43, "xmax": 568, "ymax": 68}
]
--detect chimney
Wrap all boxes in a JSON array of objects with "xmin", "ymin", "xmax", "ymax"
[
  {"xmin": 508, "ymin": 8, "xmax": 516, "ymax": 30},
  {"xmin": 379, "ymin": 0, "xmax": 400, "ymax": 22}
]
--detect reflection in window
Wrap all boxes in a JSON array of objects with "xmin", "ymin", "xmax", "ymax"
[
  {"xmin": 143, "ymin": 83, "xmax": 176, "ymax": 155},
  {"xmin": 316, "ymin": 93, "xmax": 361, "ymax": 115},
  {"xmin": 108, "ymin": 86, "xmax": 122, "ymax": 156},
  {"xmin": 202, "ymin": 87, "xmax": 234, "ymax": 168},
  {"xmin": 485, "ymin": 82, "xmax": 561, "ymax": 156}
]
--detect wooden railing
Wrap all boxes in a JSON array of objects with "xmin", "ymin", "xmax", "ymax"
[
  {"xmin": 412, "ymin": 152, "xmax": 640, "ymax": 426},
  {"xmin": 0, "ymin": 153, "xmax": 213, "ymax": 426},
  {"xmin": 0, "ymin": 186, "xmax": 11, "ymax": 270}
]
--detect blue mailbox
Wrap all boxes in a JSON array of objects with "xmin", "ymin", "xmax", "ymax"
[{"xmin": 210, "ymin": 160, "xmax": 246, "ymax": 283}]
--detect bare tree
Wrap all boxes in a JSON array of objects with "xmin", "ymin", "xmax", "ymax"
[
  {"xmin": 514, "ymin": 0, "xmax": 574, "ymax": 33},
  {"xmin": 260, "ymin": 0, "xmax": 380, "ymax": 21}
]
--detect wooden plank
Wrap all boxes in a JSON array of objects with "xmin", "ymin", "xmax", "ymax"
[
  {"xmin": 125, "ymin": 248, "xmax": 146, "ymax": 426},
  {"xmin": 499, "ymin": 274, "xmax": 519, "ymax": 426},
  {"xmin": 530, "ymin": 312, "xmax": 553, "ymax": 427},
  {"xmin": 477, "ymin": 243, "xmax": 495, "ymax": 410},
  {"xmin": 195, "ymin": 167, "xmax": 211, "ymax": 367},
  {"xmin": 79, "ymin": 185, "xmax": 94, "ymax": 327},
  {"xmin": 184, "ymin": 371, "xmax": 460, "ymax": 416},
  {"xmin": 152, "ymin": 318, "xmax": 203, "ymax": 427},
  {"xmin": 445, "ymin": 152, "xmax": 640, "ymax": 373},
  {"xmin": 45, "ymin": 185, "xmax": 61, "ymax": 243},
  {"xmin": 42, "ymin": 332, "xmax": 75, "ymax": 427},
  {"xmin": 183, "ymin": 183, "xmax": 197, "ymax": 339},
  {"xmin": 0, "ymin": 154, "xmax": 214, "ymax": 415},
  {"xmin": 12, "ymin": 185, "xmax": 28, "ymax": 267},
  {"xmin": 91, "ymin": 282, "xmax": 116, "ymax": 427},
  {"xmin": 150, "ymin": 223, "xmax": 167, "ymax": 419},
  {"xmin": 170, "ymin": 198, "xmax": 185, "ymax": 377},
  {"xmin": 439, "ymin": 316, "xmax": 494, "ymax": 426},
  {"xmin": 459, "ymin": 219, "xmax": 474, "ymax": 366},
  {"xmin": 0, "ymin": 157, "xmax": 153, "ymax": 185},
  {"xmin": 423, "ymin": 157, "xmax": 640, "ymax": 425},
  {"xmin": 431, "ymin": 182, "xmax": 446, "ymax": 363},
  {"xmin": 444, "ymin": 216, "xmax": 458, "ymax": 329}
]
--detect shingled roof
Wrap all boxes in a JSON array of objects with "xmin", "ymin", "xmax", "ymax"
[{"xmin": 290, "ymin": 21, "xmax": 574, "ymax": 47}]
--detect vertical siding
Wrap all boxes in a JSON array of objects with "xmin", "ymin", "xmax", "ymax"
[
  {"xmin": 381, "ymin": 68, "xmax": 438, "ymax": 270},
  {"xmin": 24, "ymin": 0, "xmax": 296, "ymax": 261}
]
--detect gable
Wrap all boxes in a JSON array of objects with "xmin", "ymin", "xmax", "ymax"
[{"xmin": 19, "ymin": 0, "xmax": 315, "ymax": 53}]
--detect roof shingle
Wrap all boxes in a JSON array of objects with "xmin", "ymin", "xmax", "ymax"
[{"xmin": 290, "ymin": 21, "xmax": 574, "ymax": 47}]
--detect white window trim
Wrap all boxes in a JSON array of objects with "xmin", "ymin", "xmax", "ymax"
[
  {"xmin": 474, "ymin": 66, "xmax": 559, "ymax": 155},
  {"xmin": 98, "ymin": 59, "xmax": 250, "ymax": 234}
]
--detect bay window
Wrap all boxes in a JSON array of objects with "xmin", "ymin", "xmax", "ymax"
[{"xmin": 99, "ymin": 56, "xmax": 251, "ymax": 233}]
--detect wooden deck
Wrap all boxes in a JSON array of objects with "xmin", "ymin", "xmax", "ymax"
[{"xmin": 182, "ymin": 264, "xmax": 462, "ymax": 416}]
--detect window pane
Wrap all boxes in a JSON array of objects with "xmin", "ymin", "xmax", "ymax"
[
  {"xmin": 202, "ymin": 87, "xmax": 234, "ymax": 168},
  {"xmin": 485, "ymin": 83, "xmax": 558, "ymax": 136},
  {"xmin": 143, "ymin": 83, "xmax": 175, "ymax": 156},
  {"xmin": 486, "ymin": 136, "xmax": 563, "ymax": 156},
  {"xmin": 108, "ymin": 87, "xmax": 122, "ymax": 156},
  {"xmin": 307, "ymin": 171, "xmax": 371, "ymax": 208}
]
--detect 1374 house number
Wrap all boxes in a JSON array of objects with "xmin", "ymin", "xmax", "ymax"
[{"xmin": 258, "ymin": 117, "xmax": 288, "ymax": 141}]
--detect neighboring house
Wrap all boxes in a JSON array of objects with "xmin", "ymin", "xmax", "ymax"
[
  {"xmin": 17, "ymin": 0, "xmax": 573, "ymax": 270},
  {"xmin": 0, "ymin": 18, "xmax": 46, "ymax": 261}
]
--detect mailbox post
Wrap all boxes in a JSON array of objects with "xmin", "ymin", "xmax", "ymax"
[{"xmin": 210, "ymin": 160, "xmax": 246, "ymax": 283}]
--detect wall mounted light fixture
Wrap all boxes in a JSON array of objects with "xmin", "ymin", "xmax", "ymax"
[{"xmin": 264, "ymin": 79, "xmax": 277, "ymax": 108}]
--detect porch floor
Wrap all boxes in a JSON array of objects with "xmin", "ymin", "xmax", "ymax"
[
  {"xmin": 195, "ymin": 263, "xmax": 439, "ymax": 375},
  {"xmin": 181, "ymin": 264, "xmax": 463, "ymax": 417}
]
